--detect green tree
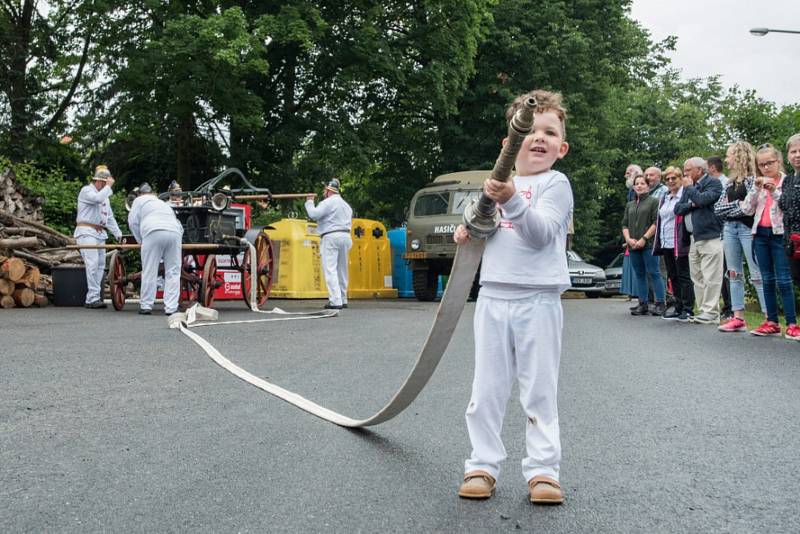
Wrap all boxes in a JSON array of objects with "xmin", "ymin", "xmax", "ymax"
[{"xmin": 0, "ymin": 1, "xmax": 95, "ymax": 166}]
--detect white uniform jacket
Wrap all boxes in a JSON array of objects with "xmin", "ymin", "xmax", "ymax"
[
  {"xmin": 74, "ymin": 184, "xmax": 122, "ymax": 240},
  {"xmin": 304, "ymin": 194, "xmax": 353, "ymax": 235},
  {"xmin": 127, "ymin": 195, "xmax": 183, "ymax": 243}
]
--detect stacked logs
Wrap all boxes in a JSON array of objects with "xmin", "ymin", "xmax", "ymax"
[
  {"xmin": 0, "ymin": 212, "xmax": 80, "ymax": 271},
  {"xmin": 1, "ymin": 167, "xmax": 44, "ymax": 221},
  {"xmin": 0, "ymin": 255, "xmax": 49, "ymax": 308},
  {"xmin": 1, "ymin": 167, "xmax": 81, "ymax": 307}
]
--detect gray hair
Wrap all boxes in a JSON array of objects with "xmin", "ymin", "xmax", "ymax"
[
  {"xmin": 685, "ymin": 157, "xmax": 708, "ymax": 172},
  {"xmin": 626, "ymin": 164, "xmax": 643, "ymax": 176},
  {"xmin": 787, "ymin": 133, "xmax": 800, "ymax": 151}
]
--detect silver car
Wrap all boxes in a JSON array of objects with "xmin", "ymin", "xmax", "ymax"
[{"xmin": 567, "ymin": 250, "xmax": 606, "ymax": 298}]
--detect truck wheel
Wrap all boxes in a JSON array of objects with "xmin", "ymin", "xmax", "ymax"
[{"xmin": 413, "ymin": 269, "xmax": 438, "ymax": 301}]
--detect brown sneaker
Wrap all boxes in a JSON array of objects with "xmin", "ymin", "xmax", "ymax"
[
  {"xmin": 458, "ymin": 470, "xmax": 496, "ymax": 499},
  {"xmin": 528, "ymin": 476, "xmax": 564, "ymax": 505}
]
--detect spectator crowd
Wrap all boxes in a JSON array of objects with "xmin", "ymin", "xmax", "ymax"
[{"xmin": 619, "ymin": 134, "xmax": 800, "ymax": 340}]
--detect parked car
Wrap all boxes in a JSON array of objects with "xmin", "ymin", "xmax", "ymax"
[
  {"xmin": 602, "ymin": 253, "xmax": 624, "ymax": 296},
  {"xmin": 567, "ymin": 250, "xmax": 605, "ymax": 298}
]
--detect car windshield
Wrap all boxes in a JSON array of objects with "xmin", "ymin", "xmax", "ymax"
[
  {"xmin": 451, "ymin": 191, "xmax": 481, "ymax": 214},
  {"xmin": 567, "ymin": 250, "xmax": 583, "ymax": 262},
  {"xmin": 413, "ymin": 192, "xmax": 449, "ymax": 216},
  {"xmin": 608, "ymin": 253, "xmax": 624, "ymax": 269}
]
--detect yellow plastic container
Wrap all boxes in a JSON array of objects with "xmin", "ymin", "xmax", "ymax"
[
  {"xmin": 263, "ymin": 218, "xmax": 328, "ymax": 299},
  {"xmin": 348, "ymin": 218, "xmax": 398, "ymax": 299},
  {"xmin": 264, "ymin": 217, "xmax": 398, "ymax": 299}
]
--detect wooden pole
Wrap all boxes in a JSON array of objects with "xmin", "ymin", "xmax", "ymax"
[
  {"xmin": 64, "ymin": 243, "xmax": 228, "ymax": 251},
  {"xmin": 232, "ymin": 193, "xmax": 315, "ymax": 201}
]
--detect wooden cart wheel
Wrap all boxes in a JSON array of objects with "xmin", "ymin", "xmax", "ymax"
[
  {"xmin": 180, "ymin": 254, "xmax": 200, "ymax": 308},
  {"xmin": 201, "ymin": 254, "xmax": 218, "ymax": 308},
  {"xmin": 107, "ymin": 250, "xmax": 127, "ymax": 311},
  {"xmin": 242, "ymin": 233, "xmax": 274, "ymax": 309}
]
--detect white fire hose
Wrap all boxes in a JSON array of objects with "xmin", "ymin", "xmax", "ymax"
[{"xmin": 170, "ymin": 237, "xmax": 485, "ymax": 427}]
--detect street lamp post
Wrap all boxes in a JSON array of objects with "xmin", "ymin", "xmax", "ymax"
[{"xmin": 750, "ymin": 27, "xmax": 800, "ymax": 36}]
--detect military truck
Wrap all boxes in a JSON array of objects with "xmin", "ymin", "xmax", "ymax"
[{"xmin": 403, "ymin": 170, "xmax": 489, "ymax": 301}]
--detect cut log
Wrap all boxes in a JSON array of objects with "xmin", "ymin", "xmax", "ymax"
[
  {"xmin": 0, "ymin": 236, "xmax": 40, "ymax": 249},
  {"xmin": 13, "ymin": 286, "xmax": 35, "ymax": 307},
  {"xmin": 2, "ymin": 257, "xmax": 26, "ymax": 281},
  {"xmin": 33, "ymin": 293, "xmax": 49, "ymax": 307},
  {"xmin": 0, "ymin": 278, "xmax": 14, "ymax": 295},
  {"xmin": 0, "ymin": 212, "xmax": 74, "ymax": 245},
  {"xmin": 0, "ymin": 227, "xmax": 68, "ymax": 248},
  {"xmin": 9, "ymin": 250, "xmax": 57, "ymax": 271},
  {"xmin": 21, "ymin": 265, "xmax": 40, "ymax": 286},
  {"xmin": 1, "ymin": 295, "xmax": 15, "ymax": 308}
]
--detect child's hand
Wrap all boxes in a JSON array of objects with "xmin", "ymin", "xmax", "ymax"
[
  {"xmin": 484, "ymin": 178, "xmax": 516, "ymax": 204},
  {"xmin": 754, "ymin": 176, "xmax": 765, "ymax": 188},
  {"xmin": 453, "ymin": 224, "xmax": 470, "ymax": 244}
]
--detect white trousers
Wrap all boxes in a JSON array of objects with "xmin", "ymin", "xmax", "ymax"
[
  {"xmin": 321, "ymin": 232, "xmax": 352, "ymax": 306},
  {"xmin": 688, "ymin": 236, "xmax": 724, "ymax": 319},
  {"xmin": 140, "ymin": 230, "xmax": 182, "ymax": 313},
  {"xmin": 76, "ymin": 234, "xmax": 105, "ymax": 304},
  {"xmin": 465, "ymin": 291, "xmax": 563, "ymax": 482}
]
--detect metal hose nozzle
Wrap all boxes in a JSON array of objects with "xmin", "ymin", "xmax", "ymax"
[{"xmin": 463, "ymin": 96, "xmax": 537, "ymax": 239}]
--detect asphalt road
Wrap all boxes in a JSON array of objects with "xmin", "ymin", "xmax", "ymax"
[{"xmin": 2, "ymin": 296, "xmax": 800, "ymax": 533}]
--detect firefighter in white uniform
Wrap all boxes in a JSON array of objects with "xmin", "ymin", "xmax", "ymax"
[
  {"xmin": 127, "ymin": 183, "xmax": 184, "ymax": 315},
  {"xmin": 74, "ymin": 165, "xmax": 123, "ymax": 308},
  {"xmin": 304, "ymin": 178, "xmax": 353, "ymax": 309}
]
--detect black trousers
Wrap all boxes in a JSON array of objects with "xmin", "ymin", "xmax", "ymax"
[{"xmin": 663, "ymin": 249, "xmax": 695, "ymax": 313}]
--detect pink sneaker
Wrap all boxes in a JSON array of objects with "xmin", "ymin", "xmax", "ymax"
[
  {"xmin": 785, "ymin": 324, "xmax": 800, "ymax": 340},
  {"xmin": 750, "ymin": 320, "xmax": 782, "ymax": 337},
  {"xmin": 718, "ymin": 317, "xmax": 747, "ymax": 332}
]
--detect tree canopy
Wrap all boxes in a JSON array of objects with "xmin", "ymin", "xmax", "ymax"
[{"xmin": 1, "ymin": 0, "xmax": 798, "ymax": 259}]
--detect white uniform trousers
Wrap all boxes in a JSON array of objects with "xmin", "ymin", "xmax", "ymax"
[
  {"xmin": 321, "ymin": 232, "xmax": 352, "ymax": 306},
  {"xmin": 76, "ymin": 234, "xmax": 106, "ymax": 304},
  {"xmin": 465, "ymin": 291, "xmax": 563, "ymax": 482},
  {"xmin": 140, "ymin": 230, "xmax": 182, "ymax": 313}
]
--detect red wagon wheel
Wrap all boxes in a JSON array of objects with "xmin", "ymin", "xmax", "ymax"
[
  {"xmin": 107, "ymin": 250, "xmax": 127, "ymax": 311},
  {"xmin": 242, "ymin": 232, "xmax": 274, "ymax": 309},
  {"xmin": 201, "ymin": 255, "xmax": 218, "ymax": 308},
  {"xmin": 180, "ymin": 254, "xmax": 200, "ymax": 308}
]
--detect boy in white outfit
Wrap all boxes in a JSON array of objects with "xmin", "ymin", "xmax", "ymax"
[{"xmin": 454, "ymin": 90, "xmax": 573, "ymax": 504}]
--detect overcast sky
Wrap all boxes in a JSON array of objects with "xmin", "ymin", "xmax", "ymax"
[{"xmin": 630, "ymin": 0, "xmax": 799, "ymax": 107}]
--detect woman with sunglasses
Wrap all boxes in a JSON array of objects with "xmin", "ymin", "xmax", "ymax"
[
  {"xmin": 741, "ymin": 144, "xmax": 799, "ymax": 339},
  {"xmin": 713, "ymin": 141, "xmax": 767, "ymax": 332},
  {"xmin": 652, "ymin": 166, "xmax": 694, "ymax": 321}
]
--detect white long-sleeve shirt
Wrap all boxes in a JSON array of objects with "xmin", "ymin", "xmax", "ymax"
[
  {"xmin": 127, "ymin": 195, "xmax": 183, "ymax": 244},
  {"xmin": 74, "ymin": 184, "xmax": 122, "ymax": 240},
  {"xmin": 304, "ymin": 194, "xmax": 353, "ymax": 235},
  {"xmin": 479, "ymin": 170, "xmax": 573, "ymax": 295}
]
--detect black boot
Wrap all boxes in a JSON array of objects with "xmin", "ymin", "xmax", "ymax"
[
  {"xmin": 630, "ymin": 302, "xmax": 649, "ymax": 316},
  {"xmin": 651, "ymin": 302, "xmax": 666, "ymax": 316}
]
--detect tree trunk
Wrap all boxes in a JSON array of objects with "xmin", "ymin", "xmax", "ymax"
[
  {"xmin": 1, "ymin": 295, "xmax": 15, "ymax": 308},
  {"xmin": 176, "ymin": 113, "xmax": 194, "ymax": 190},
  {"xmin": 7, "ymin": 0, "xmax": 35, "ymax": 161}
]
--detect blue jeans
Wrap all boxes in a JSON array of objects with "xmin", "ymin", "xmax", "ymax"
[
  {"xmin": 723, "ymin": 221, "xmax": 765, "ymax": 313},
  {"xmin": 629, "ymin": 247, "xmax": 665, "ymax": 303},
  {"xmin": 753, "ymin": 226, "xmax": 796, "ymax": 325}
]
